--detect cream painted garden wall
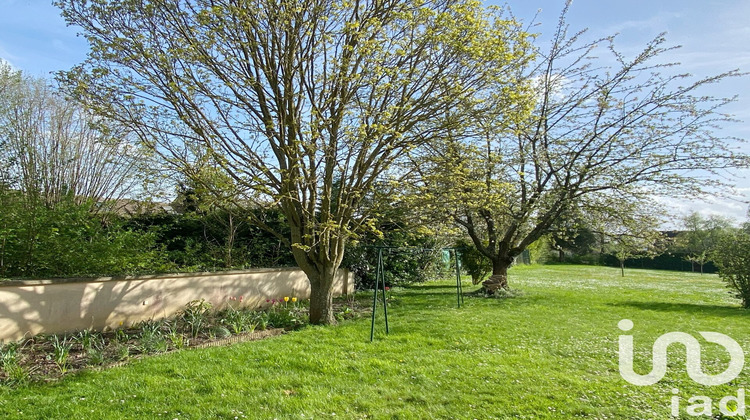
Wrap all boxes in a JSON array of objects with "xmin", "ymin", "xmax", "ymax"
[{"xmin": 0, "ymin": 268, "xmax": 353, "ymax": 342}]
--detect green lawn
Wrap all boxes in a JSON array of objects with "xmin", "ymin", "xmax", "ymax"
[{"xmin": 1, "ymin": 265, "xmax": 748, "ymax": 419}]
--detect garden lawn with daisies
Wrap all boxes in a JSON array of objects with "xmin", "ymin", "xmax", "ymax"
[{"xmin": 0, "ymin": 265, "xmax": 748, "ymax": 419}]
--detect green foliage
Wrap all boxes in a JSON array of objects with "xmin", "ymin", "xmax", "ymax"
[
  {"xmin": 50, "ymin": 335, "xmax": 72, "ymax": 374},
  {"xmin": 219, "ymin": 306, "xmax": 257, "ymax": 335},
  {"xmin": 126, "ymin": 206, "xmax": 295, "ymax": 272},
  {"xmin": 343, "ymin": 191, "xmax": 449, "ymax": 289},
  {"xmin": 0, "ymin": 342, "xmax": 19, "ymax": 369},
  {"xmin": 674, "ymin": 212, "xmax": 733, "ymax": 274},
  {"xmin": 527, "ymin": 236, "xmax": 555, "ymax": 265},
  {"xmin": 180, "ymin": 299, "xmax": 213, "ymax": 338},
  {"xmin": 713, "ymin": 227, "xmax": 750, "ymax": 308},
  {"xmin": 345, "ymin": 242, "xmax": 446, "ymax": 290},
  {"xmin": 86, "ymin": 347, "xmax": 105, "ymax": 366},
  {"xmin": 74, "ymin": 329, "xmax": 101, "ymax": 352},
  {"xmin": 548, "ymin": 209, "xmax": 600, "ymax": 264},
  {"xmin": 0, "ymin": 341, "xmax": 29, "ymax": 387},
  {"xmin": 111, "ymin": 342, "xmax": 130, "ymax": 362},
  {"xmin": 0, "ymin": 190, "xmax": 170, "ymax": 279},
  {"xmin": 0, "ymin": 181, "xmax": 297, "ymax": 280},
  {"xmin": 56, "ymin": 0, "xmax": 534, "ymax": 325},
  {"xmin": 113, "ymin": 329, "xmax": 129, "ymax": 343},
  {"xmin": 589, "ymin": 203, "xmax": 667, "ymax": 276},
  {"xmin": 334, "ymin": 306, "xmax": 356, "ymax": 322},
  {"xmin": 253, "ymin": 311, "xmax": 270, "ymax": 331},
  {"xmin": 80, "ymin": 330, "xmax": 106, "ymax": 366},
  {"xmin": 455, "ymin": 239, "xmax": 492, "ymax": 285},
  {"xmin": 603, "ymin": 231, "xmax": 665, "ymax": 277},
  {"xmin": 0, "ymin": 296, "xmax": 320, "ymax": 387},
  {"xmin": 210, "ymin": 326, "xmax": 232, "ymax": 339},
  {"xmin": 136, "ymin": 320, "xmax": 169, "ymax": 354},
  {"xmin": 165, "ymin": 321, "xmax": 186, "ymax": 350},
  {"xmin": 409, "ymin": 6, "xmax": 747, "ymax": 289},
  {"xmin": 0, "ymin": 342, "xmax": 28, "ymax": 386},
  {"xmin": 266, "ymin": 307, "xmax": 307, "ymax": 330}
]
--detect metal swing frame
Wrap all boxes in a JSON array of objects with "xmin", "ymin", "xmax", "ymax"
[{"xmin": 369, "ymin": 246, "xmax": 464, "ymax": 342}]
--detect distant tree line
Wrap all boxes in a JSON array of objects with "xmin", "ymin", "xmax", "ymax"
[{"xmin": 537, "ymin": 211, "xmax": 734, "ymax": 275}]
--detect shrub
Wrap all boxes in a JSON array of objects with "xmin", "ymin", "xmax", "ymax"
[
  {"xmin": 527, "ymin": 235, "xmax": 556, "ymax": 265},
  {"xmin": 713, "ymin": 229, "xmax": 750, "ymax": 308},
  {"xmin": 125, "ymin": 207, "xmax": 296, "ymax": 272},
  {"xmin": 345, "ymin": 240, "xmax": 448, "ymax": 289},
  {"xmin": 0, "ymin": 192, "xmax": 170, "ymax": 278},
  {"xmin": 455, "ymin": 240, "xmax": 491, "ymax": 285}
]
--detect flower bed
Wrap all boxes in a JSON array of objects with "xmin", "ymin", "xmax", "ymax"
[{"xmin": 0, "ymin": 295, "xmax": 322, "ymax": 385}]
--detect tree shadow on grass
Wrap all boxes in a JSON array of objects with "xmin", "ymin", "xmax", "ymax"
[
  {"xmin": 384, "ymin": 283, "xmax": 469, "ymax": 299},
  {"xmin": 609, "ymin": 301, "xmax": 750, "ymax": 318},
  {"xmin": 400, "ymin": 284, "xmax": 462, "ymax": 290},
  {"xmin": 393, "ymin": 286, "xmax": 539, "ymax": 307},
  {"xmin": 381, "ymin": 292, "xmax": 459, "ymax": 301}
]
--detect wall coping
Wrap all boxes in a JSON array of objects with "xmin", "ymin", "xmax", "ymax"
[{"xmin": 0, "ymin": 267, "xmax": 304, "ymax": 288}]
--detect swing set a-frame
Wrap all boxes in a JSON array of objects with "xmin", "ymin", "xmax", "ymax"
[{"xmin": 368, "ymin": 246, "xmax": 464, "ymax": 342}]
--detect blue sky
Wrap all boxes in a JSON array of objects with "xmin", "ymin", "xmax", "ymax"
[{"xmin": 1, "ymin": 0, "xmax": 749, "ymax": 222}]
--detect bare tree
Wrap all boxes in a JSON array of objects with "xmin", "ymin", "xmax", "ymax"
[
  {"xmin": 413, "ymin": 7, "xmax": 748, "ymax": 293},
  {"xmin": 0, "ymin": 64, "xmax": 144, "ymax": 209},
  {"xmin": 676, "ymin": 212, "xmax": 733, "ymax": 274},
  {"xmin": 56, "ymin": 0, "xmax": 532, "ymax": 323}
]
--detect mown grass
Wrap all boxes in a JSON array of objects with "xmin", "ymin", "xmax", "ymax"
[{"xmin": 1, "ymin": 265, "xmax": 748, "ymax": 419}]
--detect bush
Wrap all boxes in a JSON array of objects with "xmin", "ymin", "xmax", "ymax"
[
  {"xmin": 0, "ymin": 191, "xmax": 170, "ymax": 278},
  {"xmin": 455, "ymin": 239, "xmax": 491, "ymax": 285},
  {"xmin": 125, "ymin": 207, "xmax": 296, "ymax": 271},
  {"xmin": 713, "ymin": 229, "xmax": 750, "ymax": 308},
  {"xmin": 345, "ymin": 241, "xmax": 447, "ymax": 290}
]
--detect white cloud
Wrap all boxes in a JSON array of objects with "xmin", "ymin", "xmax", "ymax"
[
  {"xmin": 655, "ymin": 192, "xmax": 749, "ymax": 227},
  {"xmin": 0, "ymin": 43, "xmax": 19, "ymax": 69},
  {"xmin": 604, "ymin": 12, "xmax": 683, "ymax": 36}
]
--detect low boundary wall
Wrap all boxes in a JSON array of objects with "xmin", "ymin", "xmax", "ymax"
[{"xmin": 0, "ymin": 268, "xmax": 353, "ymax": 342}]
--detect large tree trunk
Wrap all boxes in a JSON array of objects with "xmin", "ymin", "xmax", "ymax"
[
  {"xmin": 305, "ymin": 264, "xmax": 338, "ymax": 325},
  {"xmin": 482, "ymin": 256, "xmax": 513, "ymax": 294}
]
